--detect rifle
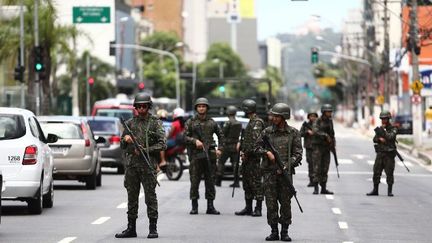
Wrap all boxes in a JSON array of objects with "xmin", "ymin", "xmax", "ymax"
[
  {"xmin": 195, "ymin": 123, "xmax": 213, "ymax": 176},
  {"xmin": 262, "ymin": 135, "xmax": 303, "ymax": 213},
  {"xmin": 374, "ymin": 126, "xmax": 410, "ymax": 172},
  {"xmin": 120, "ymin": 118, "xmax": 160, "ymax": 186},
  {"xmin": 232, "ymin": 129, "xmax": 244, "ymax": 198},
  {"xmin": 330, "ymin": 144, "xmax": 340, "ymax": 178}
]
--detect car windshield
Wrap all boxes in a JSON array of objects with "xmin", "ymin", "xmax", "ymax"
[
  {"xmin": 40, "ymin": 122, "xmax": 83, "ymax": 139},
  {"xmin": 88, "ymin": 120, "xmax": 117, "ymax": 133},
  {"xmin": 96, "ymin": 109, "xmax": 134, "ymax": 120},
  {"xmin": 0, "ymin": 114, "xmax": 26, "ymax": 140}
]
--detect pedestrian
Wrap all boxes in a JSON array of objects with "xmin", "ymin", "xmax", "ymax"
[
  {"xmin": 255, "ymin": 103, "xmax": 302, "ymax": 241},
  {"xmin": 184, "ymin": 97, "xmax": 224, "ymax": 215},
  {"xmin": 115, "ymin": 93, "xmax": 167, "ymax": 239},
  {"xmin": 235, "ymin": 99, "xmax": 265, "ymax": 217},
  {"xmin": 367, "ymin": 111, "xmax": 397, "ymax": 197},
  {"xmin": 311, "ymin": 104, "xmax": 335, "ymax": 195},
  {"xmin": 300, "ymin": 110, "xmax": 318, "ymax": 187},
  {"xmin": 215, "ymin": 105, "xmax": 242, "ymax": 187}
]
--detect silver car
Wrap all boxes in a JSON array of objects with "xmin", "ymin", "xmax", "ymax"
[
  {"xmin": 87, "ymin": 116, "xmax": 125, "ymax": 174},
  {"xmin": 38, "ymin": 116, "xmax": 103, "ymax": 190}
]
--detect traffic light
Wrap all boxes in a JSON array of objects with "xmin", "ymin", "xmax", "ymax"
[
  {"xmin": 14, "ymin": 66, "xmax": 24, "ymax": 82},
  {"xmin": 311, "ymin": 47, "xmax": 319, "ymax": 64},
  {"xmin": 88, "ymin": 77, "xmax": 94, "ymax": 86},
  {"xmin": 109, "ymin": 41, "xmax": 116, "ymax": 56},
  {"xmin": 218, "ymin": 85, "xmax": 225, "ymax": 93},
  {"xmin": 34, "ymin": 46, "xmax": 45, "ymax": 72}
]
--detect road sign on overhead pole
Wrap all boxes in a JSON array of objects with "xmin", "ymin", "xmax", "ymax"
[{"xmin": 73, "ymin": 7, "xmax": 110, "ymax": 24}]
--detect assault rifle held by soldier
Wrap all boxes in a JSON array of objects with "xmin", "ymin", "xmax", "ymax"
[
  {"xmin": 262, "ymin": 135, "xmax": 303, "ymax": 213},
  {"xmin": 374, "ymin": 126, "xmax": 410, "ymax": 172},
  {"xmin": 120, "ymin": 118, "xmax": 160, "ymax": 186},
  {"xmin": 196, "ymin": 124, "xmax": 213, "ymax": 176},
  {"xmin": 232, "ymin": 129, "xmax": 244, "ymax": 198}
]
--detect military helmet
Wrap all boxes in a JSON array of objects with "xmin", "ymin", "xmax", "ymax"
[
  {"xmin": 226, "ymin": 105, "xmax": 237, "ymax": 116},
  {"xmin": 307, "ymin": 110, "xmax": 318, "ymax": 118},
  {"xmin": 242, "ymin": 99, "xmax": 256, "ymax": 113},
  {"xmin": 270, "ymin": 103, "xmax": 291, "ymax": 119},
  {"xmin": 321, "ymin": 104, "xmax": 333, "ymax": 113},
  {"xmin": 134, "ymin": 93, "xmax": 152, "ymax": 106},
  {"xmin": 194, "ymin": 97, "xmax": 210, "ymax": 110},
  {"xmin": 379, "ymin": 111, "xmax": 392, "ymax": 119}
]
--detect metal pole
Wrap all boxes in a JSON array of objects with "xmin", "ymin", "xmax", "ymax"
[
  {"xmin": 20, "ymin": 0, "xmax": 25, "ymax": 108},
  {"xmin": 86, "ymin": 54, "xmax": 90, "ymax": 116},
  {"xmin": 231, "ymin": 22, "xmax": 237, "ymax": 52},
  {"xmin": 192, "ymin": 59, "xmax": 197, "ymax": 110},
  {"xmin": 34, "ymin": 0, "xmax": 40, "ymax": 115},
  {"xmin": 383, "ymin": 0, "xmax": 390, "ymax": 103},
  {"xmin": 411, "ymin": 0, "xmax": 422, "ymax": 147},
  {"xmin": 72, "ymin": 37, "xmax": 79, "ymax": 116}
]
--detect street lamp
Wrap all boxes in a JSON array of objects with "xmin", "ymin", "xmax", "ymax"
[{"xmin": 212, "ymin": 58, "xmax": 224, "ymax": 79}]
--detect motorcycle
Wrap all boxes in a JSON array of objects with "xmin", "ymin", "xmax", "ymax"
[{"xmin": 164, "ymin": 143, "xmax": 187, "ymax": 181}]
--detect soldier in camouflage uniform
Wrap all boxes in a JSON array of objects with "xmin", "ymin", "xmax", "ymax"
[
  {"xmin": 367, "ymin": 111, "xmax": 397, "ymax": 197},
  {"xmin": 215, "ymin": 105, "xmax": 242, "ymax": 187},
  {"xmin": 115, "ymin": 93, "xmax": 167, "ymax": 239},
  {"xmin": 184, "ymin": 97, "xmax": 225, "ymax": 215},
  {"xmin": 235, "ymin": 99, "xmax": 265, "ymax": 217},
  {"xmin": 300, "ymin": 111, "xmax": 318, "ymax": 187},
  {"xmin": 255, "ymin": 103, "xmax": 302, "ymax": 241},
  {"xmin": 311, "ymin": 104, "xmax": 335, "ymax": 195}
]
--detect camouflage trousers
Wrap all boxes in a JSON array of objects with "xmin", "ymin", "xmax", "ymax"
[
  {"xmin": 189, "ymin": 150, "xmax": 217, "ymax": 200},
  {"xmin": 263, "ymin": 171, "xmax": 293, "ymax": 226},
  {"xmin": 312, "ymin": 146, "xmax": 331, "ymax": 184},
  {"xmin": 216, "ymin": 150, "xmax": 238, "ymax": 177},
  {"xmin": 305, "ymin": 148, "xmax": 314, "ymax": 181},
  {"xmin": 373, "ymin": 152, "xmax": 396, "ymax": 185},
  {"xmin": 124, "ymin": 166, "xmax": 158, "ymax": 220},
  {"xmin": 241, "ymin": 155, "xmax": 263, "ymax": 201}
]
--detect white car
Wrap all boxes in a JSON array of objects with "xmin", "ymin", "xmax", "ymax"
[{"xmin": 0, "ymin": 108, "xmax": 58, "ymax": 214}]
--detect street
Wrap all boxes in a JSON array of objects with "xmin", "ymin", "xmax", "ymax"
[{"xmin": 1, "ymin": 123, "xmax": 432, "ymax": 243}]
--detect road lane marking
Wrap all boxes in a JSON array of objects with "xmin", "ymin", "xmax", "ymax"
[
  {"xmin": 338, "ymin": 221, "xmax": 349, "ymax": 229},
  {"xmin": 295, "ymin": 170, "xmax": 432, "ymax": 177},
  {"xmin": 332, "ymin": 208, "xmax": 342, "ymax": 215},
  {"xmin": 92, "ymin": 217, "xmax": 111, "ymax": 225},
  {"xmin": 353, "ymin": 154, "xmax": 366, "ymax": 160},
  {"xmin": 117, "ymin": 202, "xmax": 127, "ymax": 209},
  {"xmin": 58, "ymin": 237, "xmax": 77, "ymax": 243},
  {"xmin": 343, "ymin": 241, "xmax": 354, "ymax": 243},
  {"xmin": 338, "ymin": 159, "xmax": 354, "ymax": 164},
  {"xmin": 139, "ymin": 192, "xmax": 144, "ymax": 198},
  {"xmin": 397, "ymin": 161, "xmax": 413, "ymax": 167},
  {"xmin": 325, "ymin": 195, "xmax": 334, "ymax": 200},
  {"xmin": 367, "ymin": 160, "xmax": 374, "ymax": 165}
]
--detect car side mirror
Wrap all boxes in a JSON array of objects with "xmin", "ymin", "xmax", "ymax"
[
  {"xmin": 95, "ymin": 136, "xmax": 106, "ymax": 144},
  {"xmin": 46, "ymin": 133, "xmax": 58, "ymax": 143}
]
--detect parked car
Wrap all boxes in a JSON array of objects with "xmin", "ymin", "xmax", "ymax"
[
  {"xmin": 38, "ymin": 116, "xmax": 104, "ymax": 189},
  {"xmin": 91, "ymin": 98, "xmax": 136, "ymax": 120},
  {"xmin": 0, "ymin": 108, "xmax": 58, "ymax": 214},
  {"xmin": 87, "ymin": 117, "xmax": 125, "ymax": 174},
  {"xmin": 393, "ymin": 115, "xmax": 413, "ymax": 134}
]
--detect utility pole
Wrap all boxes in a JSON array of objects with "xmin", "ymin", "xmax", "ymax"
[
  {"xmin": 72, "ymin": 36, "xmax": 79, "ymax": 116},
  {"xmin": 410, "ymin": 0, "xmax": 422, "ymax": 147},
  {"xmin": 34, "ymin": 0, "xmax": 40, "ymax": 115},
  {"xmin": 383, "ymin": 0, "xmax": 390, "ymax": 103}
]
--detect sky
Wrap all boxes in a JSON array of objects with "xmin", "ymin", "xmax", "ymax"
[{"xmin": 256, "ymin": 0, "xmax": 362, "ymax": 40}]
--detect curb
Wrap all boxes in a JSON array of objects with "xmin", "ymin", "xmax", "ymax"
[{"xmin": 397, "ymin": 142, "xmax": 432, "ymax": 166}]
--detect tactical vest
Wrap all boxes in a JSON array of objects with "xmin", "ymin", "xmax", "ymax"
[
  {"xmin": 312, "ymin": 117, "xmax": 334, "ymax": 145},
  {"xmin": 242, "ymin": 116, "xmax": 264, "ymax": 154},
  {"xmin": 223, "ymin": 117, "xmax": 242, "ymax": 145},
  {"xmin": 374, "ymin": 125, "xmax": 397, "ymax": 153}
]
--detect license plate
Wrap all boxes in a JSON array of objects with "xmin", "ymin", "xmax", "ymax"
[{"xmin": 51, "ymin": 147, "xmax": 68, "ymax": 155}]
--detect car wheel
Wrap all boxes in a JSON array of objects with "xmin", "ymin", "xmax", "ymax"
[
  {"xmin": 28, "ymin": 178, "xmax": 43, "ymax": 214},
  {"xmin": 166, "ymin": 156, "xmax": 184, "ymax": 181},
  {"xmin": 117, "ymin": 165, "xmax": 125, "ymax": 174},
  {"xmin": 86, "ymin": 169, "xmax": 97, "ymax": 190},
  {"xmin": 43, "ymin": 179, "xmax": 54, "ymax": 208},
  {"xmin": 96, "ymin": 166, "xmax": 102, "ymax": 187}
]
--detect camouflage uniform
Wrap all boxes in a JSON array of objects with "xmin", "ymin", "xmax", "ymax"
[
  {"xmin": 184, "ymin": 115, "xmax": 224, "ymax": 200},
  {"xmin": 311, "ymin": 116, "xmax": 335, "ymax": 192},
  {"xmin": 121, "ymin": 115, "xmax": 166, "ymax": 221},
  {"xmin": 241, "ymin": 114, "xmax": 265, "ymax": 201},
  {"xmin": 255, "ymin": 123, "xmax": 302, "ymax": 229},
  {"xmin": 216, "ymin": 117, "xmax": 242, "ymax": 182},
  {"xmin": 300, "ymin": 120, "xmax": 314, "ymax": 184}
]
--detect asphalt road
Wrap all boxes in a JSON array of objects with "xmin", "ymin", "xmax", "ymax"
[{"xmin": 1, "ymin": 122, "xmax": 431, "ymax": 243}]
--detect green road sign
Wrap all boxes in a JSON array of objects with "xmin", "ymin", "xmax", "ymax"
[{"xmin": 73, "ymin": 7, "xmax": 110, "ymax": 24}]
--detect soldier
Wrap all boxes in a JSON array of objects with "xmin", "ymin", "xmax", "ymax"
[
  {"xmin": 311, "ymin": 104, "xmax": 335, "ymax": 195},
  {"xmin": 300, "ymin": 111, "xmax": 318, "ymax": 187},
  {"xmin": 115, "ymin": 93, "xmax": 167, "ymax": 239},
  {"xmin": 235, "ymin": 99, "xmax": 265, "ymax": 217},
  {"xmin": 215, "ymin": 105, "xmax": 242, "ymax": 187},
  {"xmin": 184, "ymin": 97, "xmax": 224, "ymax": 215},
  {"xmin": 367, "ymin": 111, "xmax": 397, "ymax": 197},
  {"xmin": 255, "ymin": 103, "xmax": 302, "ymax": 241}
]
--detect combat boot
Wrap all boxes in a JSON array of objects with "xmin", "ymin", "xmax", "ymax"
[
  {"xmin": 313, "ymin": 183, "xmax": 319, "ymax": 195},
  {"xmin": 189, "ymin": 199, "xmax": 198, "ymax": 215},
  {"xmin": 235, "ymin": 199, "xmax": 253, "ymax": 216},
  {"xmin": 387, "ymin": 184, "xmax": 394, "ymax": 197},
  {"xmin": 115, "ymin": 218, "xmax": 137, "ymax": 238},
  {"xmin": 215, "ymin": 176, "xmax": 222, "ymax": 187},
  {"xmin": 320, "ymin": 183, "xmax": 334, "ymax": 195},
  {"xmin": 265, "ymin": 224, "xmax": 279, "ymax": 241},
  {"xmin": 251, "ymin": 200, "xmax": 262, "ymax": 217},
  {"xmin": 307, "ymin": 180, "xmax": 314, "ymax": 187},
  {"xmin": 147, "ymin": 218, "xmax": 158, "ymax": 238},
  {"xmin": 206, "ymin": 200, "xmax": 220, "ymax": 215},
  {"xmin": 280, "ymin": 224, "xmax": 292, "ymax": 242},
  {"xmin": 366, "ymin": 183, "xmax": 379, "ymax": 196}
]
